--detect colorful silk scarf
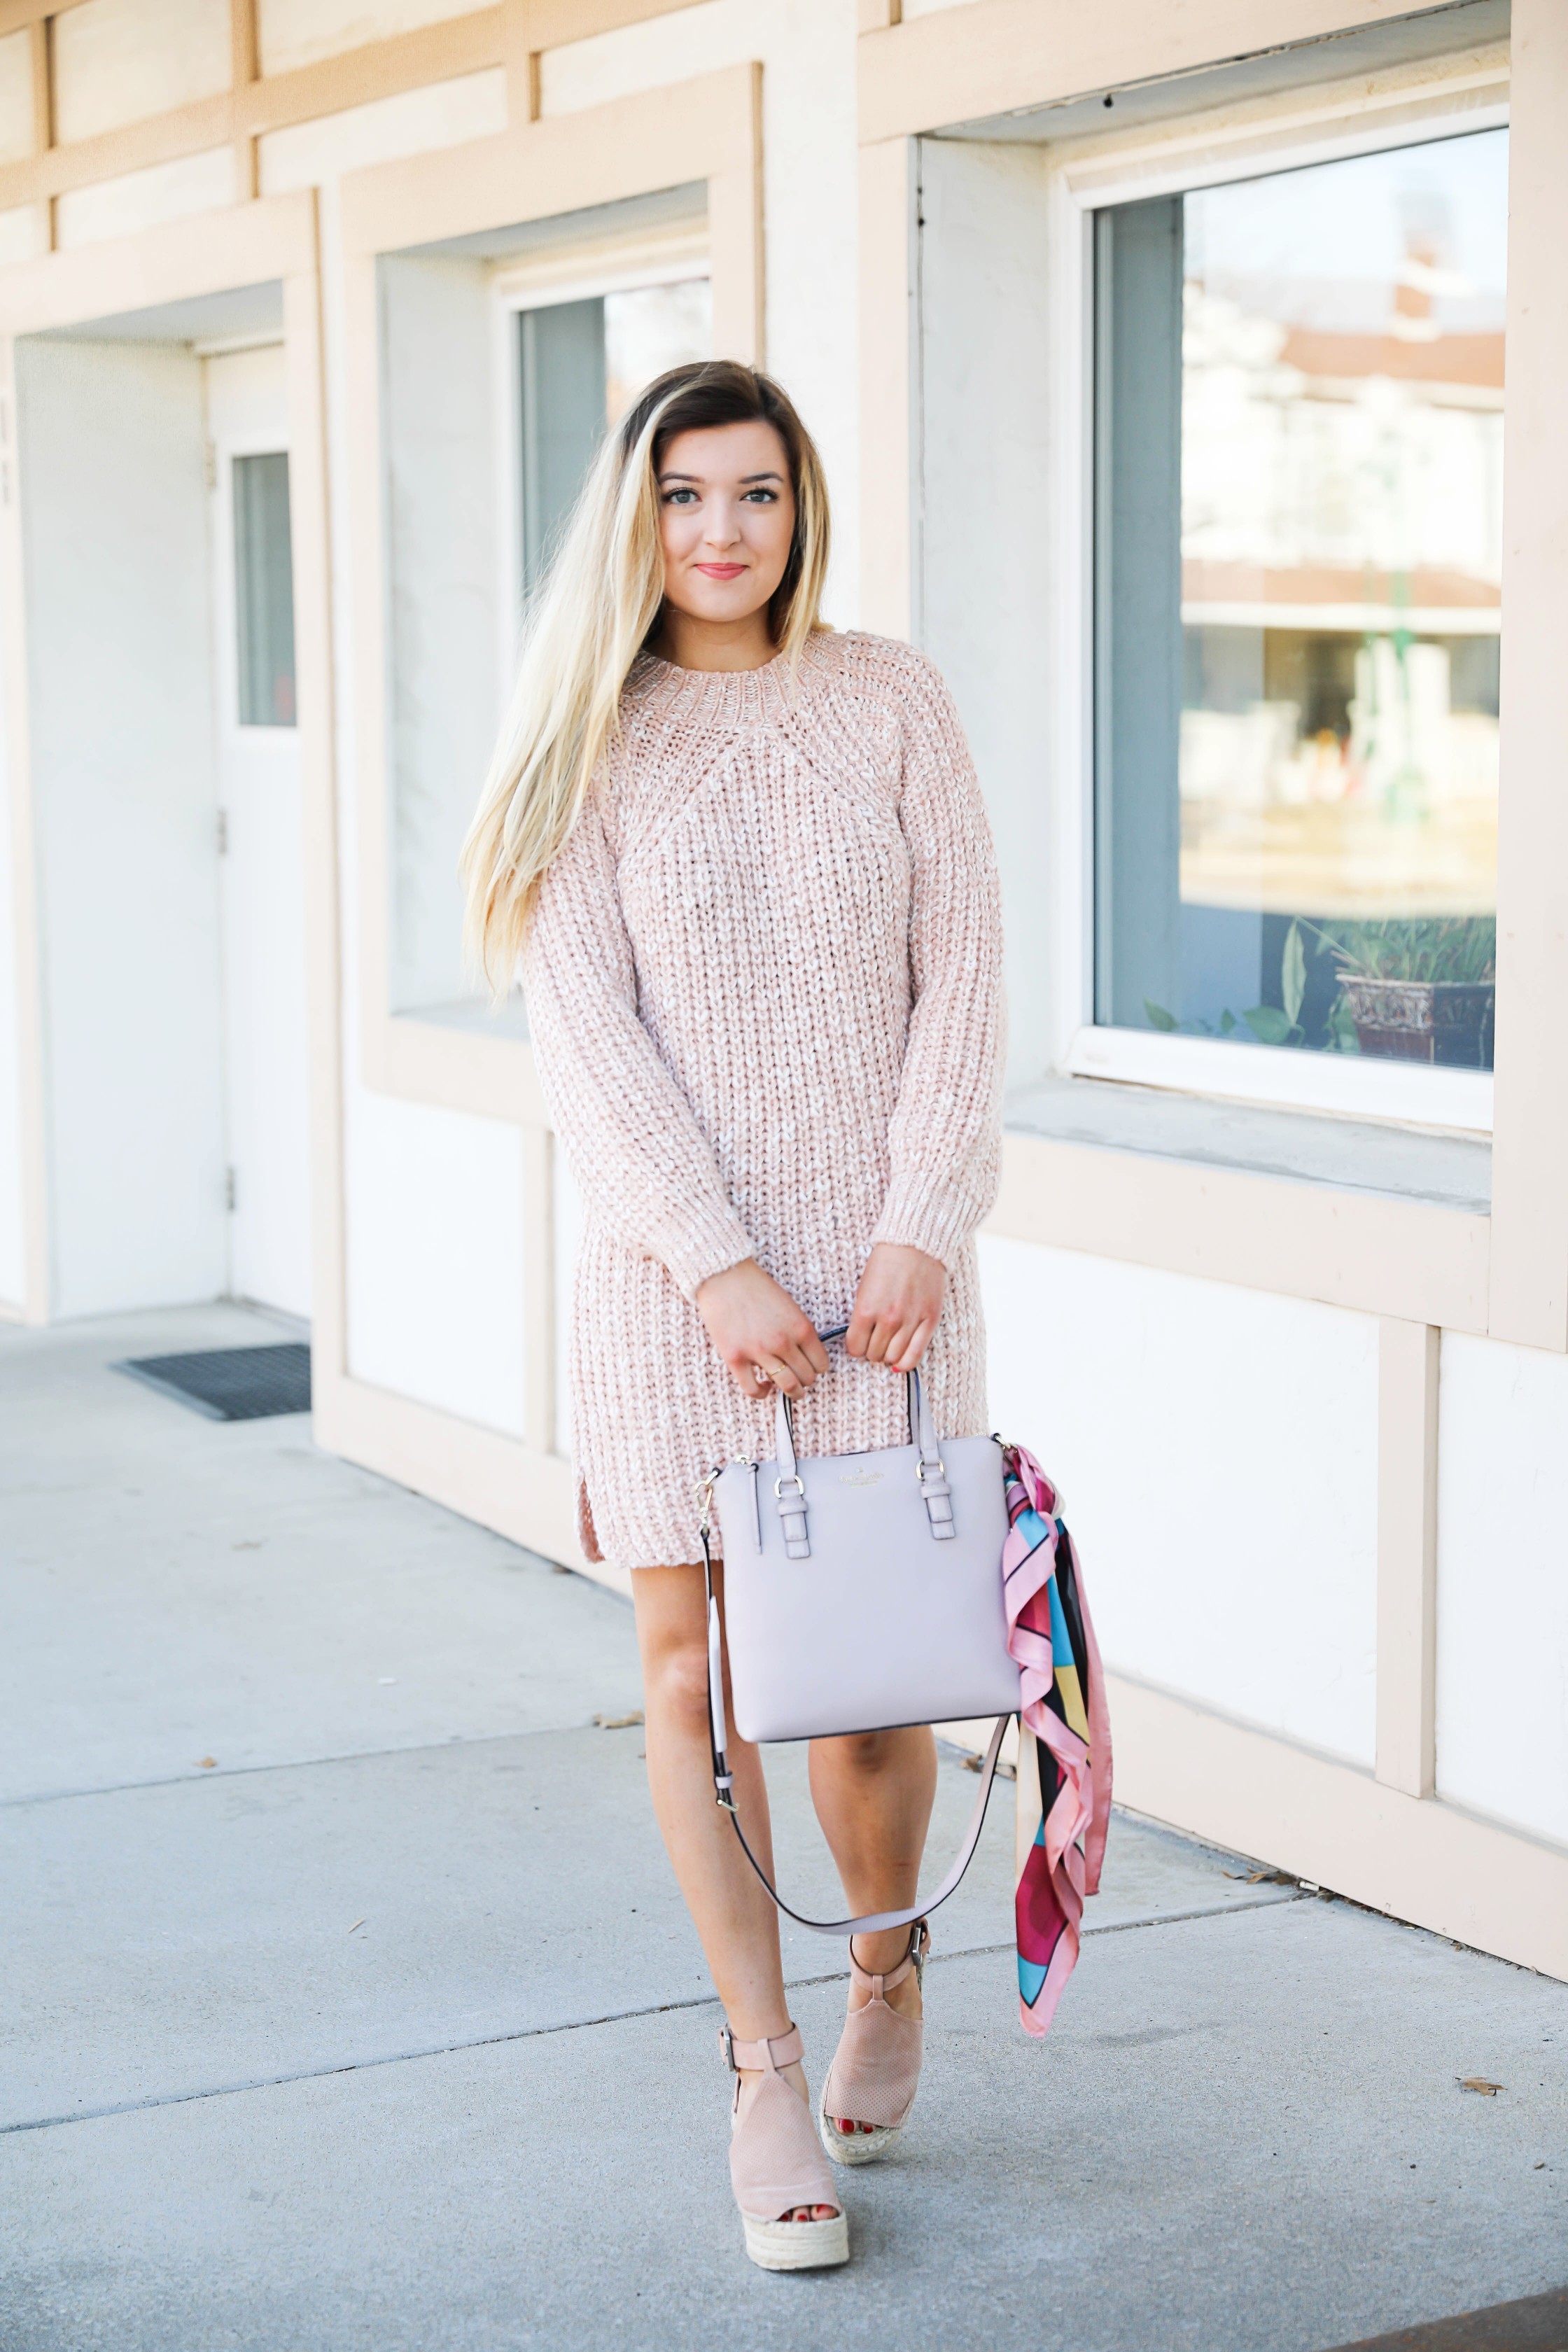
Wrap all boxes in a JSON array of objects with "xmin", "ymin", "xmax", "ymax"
[{"xmin": 1002, "ymin": 1445, "xmax": 1112, "ymax": 2036}]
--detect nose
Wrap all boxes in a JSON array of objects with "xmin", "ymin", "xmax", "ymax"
[{"xmin": 703, "ymin": 498, "xmax": 742, "ymax": 549}]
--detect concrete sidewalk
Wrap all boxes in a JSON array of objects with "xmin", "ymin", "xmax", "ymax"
[{"xmin": 2, "ymin": 1306, "xmax": 1563, "ymax": 2351}]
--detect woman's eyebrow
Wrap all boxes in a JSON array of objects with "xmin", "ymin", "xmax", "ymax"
[{"xmin": 740, "ymin": 470, "xmax": 783, "ymax": 483}]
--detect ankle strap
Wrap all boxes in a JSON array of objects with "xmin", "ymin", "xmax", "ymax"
[
  {"xmin": 848, "ymin": 1919, "xmax": 929, "ymax": 1998},
  {"xmin": 719, "ymin": 2022, "xmax": 804, "ymax": 2073}
]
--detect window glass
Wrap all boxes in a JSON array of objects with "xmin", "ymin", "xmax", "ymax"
[
  {"xmin": 232, "ymin": 451, "xmax": 296, "ymax": 728},
  {"xmin": 518, "ymin": 276, "xmax": 712, "ymax": 590},
  {"xmin": 1096, "ymin": 129, "xmax": 1505, "ymax": 1070}
]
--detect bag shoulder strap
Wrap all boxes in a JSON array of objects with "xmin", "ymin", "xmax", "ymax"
[{"xmin": 700, "ymin": 1522, "xmax": 1011, "ymax": 1938}]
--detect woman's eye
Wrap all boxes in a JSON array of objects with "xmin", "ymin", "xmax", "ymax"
[
  {"xmin": 741, "ymin": 488, "xmax": 778, "ymax": 503},
  {"xmin": 662, "ymin": 488, "xmax": 698, "ymax": 505}
]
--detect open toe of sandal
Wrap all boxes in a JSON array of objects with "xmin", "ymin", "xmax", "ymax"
[
  {"xmin": 818, "ymin": 1921, "xmax": 927, "ymax": 2167},
  {"xmin": 724, "ymin": 2024, "xmax": 849, "ymax": 2272}
]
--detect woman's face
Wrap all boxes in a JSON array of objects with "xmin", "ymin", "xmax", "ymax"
[{"xmin": 655, "ymin": 419, "xmax": 796, "ymax": 633}]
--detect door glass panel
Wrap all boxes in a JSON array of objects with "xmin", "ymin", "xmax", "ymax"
[
  {"xmin": 1096, "ymin": 128, "xmax": 1506, "ymax": 1069},
  {"xmin": 232, "ymin": 451, "xmax": 296, "ymax": 727}
]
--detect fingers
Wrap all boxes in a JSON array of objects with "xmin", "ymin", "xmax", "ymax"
[{"xmin": 889, "ymin": 1315, "xmax": 935, "ymax": 1373}]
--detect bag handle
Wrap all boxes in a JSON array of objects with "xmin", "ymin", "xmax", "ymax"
[
  {"xmin": 699, "ymin": 1507, "xmax": 1011, "ymax": 1938},
  {"xmin": 771, "ymin": 1329, "xmax": 953, "ymax": 1554},
  {"xmin": 781, "ymin": 1326, "xmax": 941, "ymax": 1464}
]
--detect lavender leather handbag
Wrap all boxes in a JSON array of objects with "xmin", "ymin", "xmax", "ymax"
[{"xmin": 699, "ymin": 1329, "xmax": 1022, "ymax": 1936}]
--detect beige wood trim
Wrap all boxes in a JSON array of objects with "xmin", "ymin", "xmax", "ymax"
[
  {"xmin": 239, "ymin": 10, "xmax": 503, "ymax": 136},
  {"xmin": 1487, "ymin": 0, "xmax": 1568, "ymax": 1352},
  {"xmin": 27, "ymin": 15, "xmax": 48, "ymax": 150},
  {"xmin": 0, "ymin": 197, "xmax": 338, "ymax": 1347},
  {"xmin": 337, "ymin": 58, "xmax": 759, "ymax": 254},
  {"xmin": 0, "ymin": 8, "xmax": 507, "ymax": 212},
  {"xmin": 522, "ymin": 0, "xmax": 708, "ymax": 46},
  {"xmin": 1375, "ymin": 1319, "xmax": 1439, "ymax": 1799},
  {"xmin": 312, "ymin": 1362, "xmax": 612, "ymax": 1586},
  {"xmin": 0, "ymin": 0, "xmax": 88, "ymax": 30},
  {"xmin": 858, "ymin": 136, "xmax": 913, "ymax": 637},
  {"xmin": 0, "ymin": 187, "xmax": 315, "ymax": 333},
  {"xmin": 983, "ymin": 1130, "xmax": 1492, "ymax": 1333},
  {"xmin": 231, "ymin": 0, "xmax": 259, "ymax": 205},
  {"xmin": 858, "ymin": 0, "xmax": 1474, "ymax": 144},
  {"xmin": 1107, "ymin": 1670, "xmax": 1568, "ymax": 1984},
  {"xmin": 708, "ymin": 59, "xmax": 764, "ymax": 364},
  {"xmin": 858, "ymin": 0, "xmax": 901, "ymax": 30}
]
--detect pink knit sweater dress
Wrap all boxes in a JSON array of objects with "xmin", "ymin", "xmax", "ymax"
[{"xmin": 522, "ymin": 628, "xmax": 1005, "ymax": 1572}]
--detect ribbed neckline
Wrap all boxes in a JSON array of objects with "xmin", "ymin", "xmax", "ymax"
[{"xmin": 626, "ymin": 631, "xmax": 837, "ymax": 727}]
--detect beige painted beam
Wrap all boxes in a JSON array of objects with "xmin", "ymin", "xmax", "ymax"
[
  {"xmin": 1375, "ymin": 1318, "xmax": 1438, "ymax": 1798},
  {"xmin": 1488, "ymin": 0, "xmax": 1568, "ymax": 1353},
  {"xmin": 522, "ymin": 0, "xmax": 708, "ymax": 46},
  {"xmin": 858, "ymin": 0, "xmax": 1480, "ymax": 143},
  {"xmin": 858, "ymin": 136, "xmax": 913, "ymax": 639},
  {"xmin": 230, "ymin": 0, "xmax": 259, "ymax": 204},
  {"xmin": 0, "ymin": 9, "xmax": 507, "ymax": 211},
  {"xmin": 984, "ymin": 1130, "xmax": 1492, "ymax": 1334},
  {"xmin": 708, "ymin": 60, "xmax": 764, "ymax": 365},
  {"xmin": 338, "ymin": 59, "xmax": 757, "ymax": 253},
  {"xmin": 0, "ymin": 188, "xmax": 316, "ymax": 332},
  {"xmin": 1107, "ymin": 1670, "xmax": 1568, "ymax": 1986}
]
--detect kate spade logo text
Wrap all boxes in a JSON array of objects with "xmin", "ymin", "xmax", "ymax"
[{"xmin": 839, "ymin": 1469, "xmax": 883, "ymax": 1488}]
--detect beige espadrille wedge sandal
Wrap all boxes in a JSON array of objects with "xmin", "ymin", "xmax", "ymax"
[
  {"xmin": 818, "ymin": 1919, "xmax": 928, "ymax": 2166},
  {"xmin": 722, "ymin": 2022, "xmax": 849, "ymax": 2271}
]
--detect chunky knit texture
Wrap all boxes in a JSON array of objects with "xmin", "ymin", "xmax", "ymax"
[{"xmin": 522, "ymin": 629, "xmax": 1005, "ymax": 1570}]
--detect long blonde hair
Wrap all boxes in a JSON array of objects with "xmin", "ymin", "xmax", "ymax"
[{"xmin": 461, "ymin": 359, "xmax": 832, "ymax": 990}]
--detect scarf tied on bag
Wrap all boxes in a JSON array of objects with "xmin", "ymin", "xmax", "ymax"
[{"xmin": 1002, "ymin": 1445, "xmax": 1113, "ymax": 2036}]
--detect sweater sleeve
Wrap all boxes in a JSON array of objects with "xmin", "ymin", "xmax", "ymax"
[
  {"xmin": 521, "ymin": 789, "xmax": 755, "ymax": 1301},
  {"xmin": 869, "ymin": 652, "xmax": 1006, "ymax": 1268}
]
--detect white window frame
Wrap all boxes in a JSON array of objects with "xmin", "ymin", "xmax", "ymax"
[
  {"xmin": 489, "ymin": 230, "xmax": 710, "ymax": 676},
  {"xmin": 1042, "ymin": 57, "xmax": 1509, "ymax": 1136}
]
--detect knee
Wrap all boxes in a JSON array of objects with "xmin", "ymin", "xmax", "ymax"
[
  {"xmin": 643, "ymin": 1637, "xmax": 713, "ymax": 1738},
  {"xmin": 832, "ymin": 1729, "xmax": 898, "ymax": 1774}
]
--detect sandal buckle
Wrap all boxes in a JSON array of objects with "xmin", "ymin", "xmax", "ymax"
[{"xmin": 719, "ymin": 2024, "xmax": 738, "ymax": 2073}]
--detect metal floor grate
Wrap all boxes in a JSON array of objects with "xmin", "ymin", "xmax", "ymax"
[{"xmin": 114, "ymin": 1343, "xmax": 312, "ymax": 1422}]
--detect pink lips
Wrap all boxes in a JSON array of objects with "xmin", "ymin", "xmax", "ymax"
[{"xmin": 695, "ymin": 562, "xmax": 746, "ymax": 579}]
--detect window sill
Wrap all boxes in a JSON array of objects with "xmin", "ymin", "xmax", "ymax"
[
  {"xmin": 1068, "ymin": 1028, "xmax": 1492, "ymax": 1138},
  {"xmin": 1004, "ymin": 1074, "xmax": 1491, "ymax": 1218},
  {"xmin": 393, "ymin": 996, "xmax": 530, "ymax": 1042}
]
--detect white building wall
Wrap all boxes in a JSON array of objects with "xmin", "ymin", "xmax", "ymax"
[
  {"xmin": 1436, "ymin": 1332, "xmax": 1568, "ymax": 1847},
  {"xmin": 17, "ymin": 335, "xmax": 227, "ymax": 1318},
  {"xmin": 981, "ymin": 1236, "xmax": 1381, "ymax": 1765},
  {"xmin": 0, "ymin": 547, "xmax": 26, "ymax": 1313}
]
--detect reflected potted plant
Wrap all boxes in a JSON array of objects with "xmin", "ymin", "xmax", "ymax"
[{"xmin": 1316, "ymin": 918, "xmax": 1495, "ymax": 1068}]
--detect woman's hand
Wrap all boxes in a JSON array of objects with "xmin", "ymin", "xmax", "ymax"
[
  {"xmin": 695, "ymin": 1259, "xmax": 830, "ymax": 1401},
  {"xmin": 845, "ymin": 1243, "xmax": 946, "ymax": 1373}
]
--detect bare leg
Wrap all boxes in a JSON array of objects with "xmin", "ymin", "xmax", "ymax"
[
  {"xmin": 808, "ymin": 1726, "xmax": 938, "ymax": 2134},
  {"xmin": 633, "ymin": 1562, "xmax": 834, "ymax": 2222}
]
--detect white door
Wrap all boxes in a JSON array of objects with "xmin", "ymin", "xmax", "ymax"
[{"xmin": 206, "ymin": 344, "xmax": 312, "ymax": 1319}]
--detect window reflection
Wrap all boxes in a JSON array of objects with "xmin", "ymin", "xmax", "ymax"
[{"xmin": 1098, "ymin": 129, "xmax": 1506, "ymax": 1070}]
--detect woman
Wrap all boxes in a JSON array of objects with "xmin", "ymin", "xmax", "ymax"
[{"xmin": 463, "ymin": 360, "xmax": 1003, "ymax": 2272}]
